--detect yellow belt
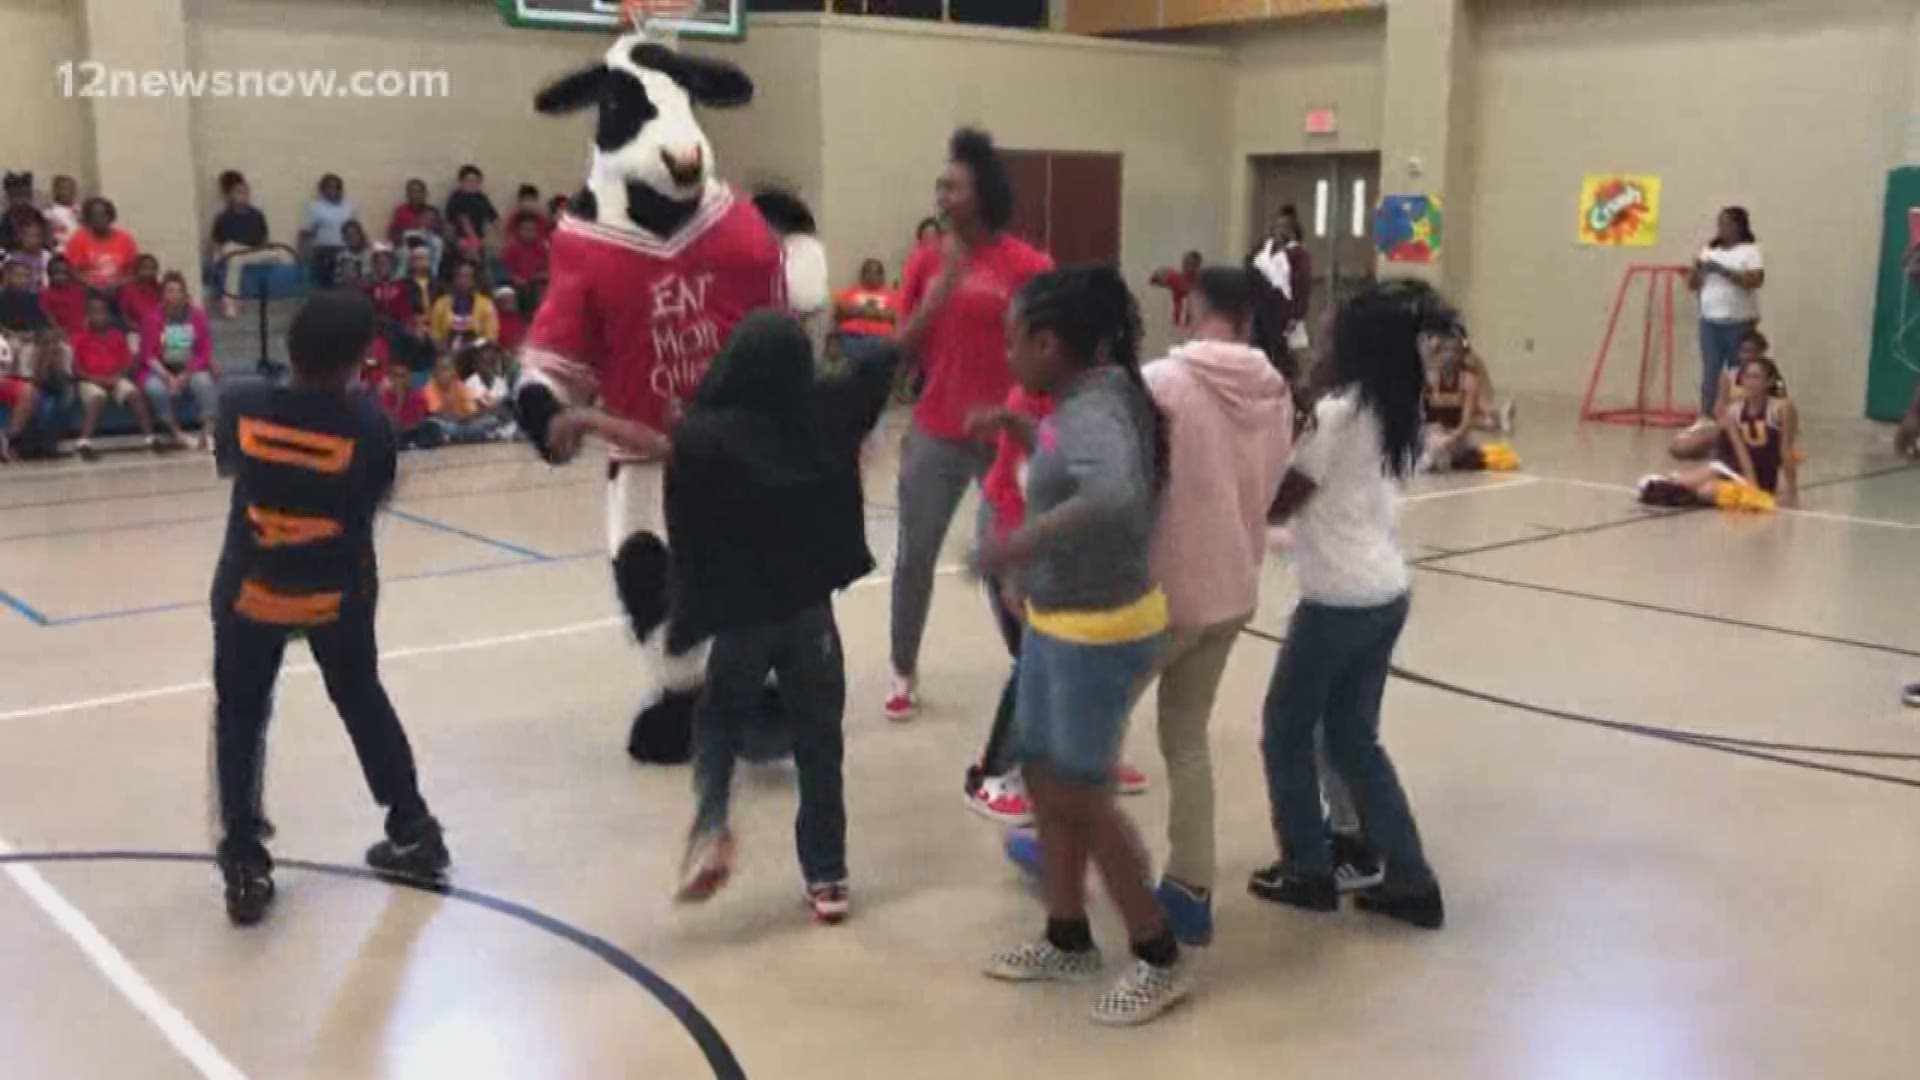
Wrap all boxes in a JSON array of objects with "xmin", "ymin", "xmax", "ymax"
[{"xmin": 1027, "ymin": 589, "xmax": 1169, "ymax": 645}]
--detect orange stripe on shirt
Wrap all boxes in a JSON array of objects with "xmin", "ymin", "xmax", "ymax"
[
  {"xmin": 237, "ymin": 418, "xmax": 355, "ymax": 475},
  {"xmin": 233, "ymin": 578, "xmax": 343, "ymax": 627},
  {"xmin": 246, "ymin": 506, "xmax": 343, "ymax": 549}
]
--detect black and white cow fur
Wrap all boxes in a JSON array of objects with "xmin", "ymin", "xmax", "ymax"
[{"xmin": 516, "ymin": 29, "xmax": 827, "ymax": 764}]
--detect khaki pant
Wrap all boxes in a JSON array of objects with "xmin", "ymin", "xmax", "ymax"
[
  {"xmin": 1137, "ymin": 618, "xmax": 1245, "ymax": 892},
  {"xmin": 78, "ymin": 378, "xmax": 140, "ymax": 406},
  {"xmin": 217, "ymin": 242, "xmax": 295, "ymax": 301}
]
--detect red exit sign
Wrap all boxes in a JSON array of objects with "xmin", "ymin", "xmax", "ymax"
[{"xmin": 1305, "ymin": 107, "xmax": 1338, "ymax": 135}]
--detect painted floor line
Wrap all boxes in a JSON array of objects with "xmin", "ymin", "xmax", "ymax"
[
  {"xmin": 0, "ymin": 565, "xmax": 965, "ymax": 724},
  {"xmin": 1404, "ymin": 476, "xmax": 1539, "ymax": 503},
  {"xmin": 1524, "ymin": 474, "xmax": 1920, "ymax": 531},
  {"xmin": 0, "ymin": 837, "xmax": 248, "ymax": 1080}
]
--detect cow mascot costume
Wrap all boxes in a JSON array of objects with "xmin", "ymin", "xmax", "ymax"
[{"xmin": 515, "ymin": 19, "xmax": 829, "ymax": 764}]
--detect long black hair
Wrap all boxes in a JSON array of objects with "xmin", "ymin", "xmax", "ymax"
[
  {"xmin": 1712, "ymin": 205, "xmax": 1756, "ymax": 247},
  {"xmin": 1325, "ymin": 279, "xmax": 1456, "ymax": 480},
  {"xmin": 1014, "ymin": 266, "xmax": 1168, "ymax": 491},
  {"xmin": 1193, "ymin": 266, "xmax": 1290, "ymax": 381},
  {"xmin": 949, "ymin": 127, "xmax": 1015, "ymax": 233}
]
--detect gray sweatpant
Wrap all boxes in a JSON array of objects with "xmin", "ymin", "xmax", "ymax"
[{"xmin": 890, "ymin": 426, "xmax": 994, "ymax": 677}]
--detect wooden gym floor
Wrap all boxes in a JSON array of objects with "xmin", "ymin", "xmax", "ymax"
[{"xmin": 2, "ymin": 397, "xmax": 1918, "ymax": 1079}]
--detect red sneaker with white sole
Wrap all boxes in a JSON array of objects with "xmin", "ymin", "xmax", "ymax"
[
  {"xmin": 1116, "ymin": 763, "xmax": 1150, "ymax": 796},
  {"xmin": 965, "ymin": 774, "xmax": 1034, "ymax": 827},
  {"xmin": 884, "ymin": 678, "xmax": 918, "ymax": 723},
  {"xmin": 675, "ymin": 829, "xmax": 735, "ymax": 903},
  {"xmin": 807, "ymin": 880, "xmax": 851, "ymax": 924}
]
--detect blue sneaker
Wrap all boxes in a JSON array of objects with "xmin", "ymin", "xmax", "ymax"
[
  {"xmin": 1155, "ymin": 877, "xmax": 1213, "ymax": 947},
  {"xmin": 1004, "ymin": 827, "xmax": 1042, "ymax": 880}
]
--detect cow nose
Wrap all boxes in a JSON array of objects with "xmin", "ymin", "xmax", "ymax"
[{"xmin": 661, "ymin": 146, "xmax": 704, "ymax": 184}]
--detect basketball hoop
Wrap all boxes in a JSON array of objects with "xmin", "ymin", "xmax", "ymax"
[{"xmin": 622, "ymin": 0, "xmax": 698, "ymax": 33}]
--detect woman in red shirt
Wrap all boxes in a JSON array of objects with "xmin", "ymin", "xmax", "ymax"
[
  {"xmin": 72, "ymin": 292, "xmax": 159, "ymax": 459},
  {"xmin": 831, "ymin": 258, "xmax": 897, "ymax": 364},
  {"xmin": 64, "ymin": 197, "xmax": 141, "ymax": 292},
  {"xmin": 886, "ymin": 127, "xmax": 1054, "ymax": 723}
]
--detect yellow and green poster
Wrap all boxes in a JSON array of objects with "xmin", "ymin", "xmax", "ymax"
[{"xmin": 1578, "ymin": 174, "xmax": 1662, "ymax": 247}]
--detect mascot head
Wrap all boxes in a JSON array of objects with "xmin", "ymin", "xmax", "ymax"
[{"xmin": 534, "ymin": 32, "xmax": 753, "ymax": 236}]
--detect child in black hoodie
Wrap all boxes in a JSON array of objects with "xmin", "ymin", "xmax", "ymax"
[{"xmin": 551, "ymin": 310, "xmax": 898, "ymax": 924}]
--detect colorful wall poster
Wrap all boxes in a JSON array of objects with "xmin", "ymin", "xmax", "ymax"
[
  {"xmin": 1578, "ymin": 174, "xmax": 1662, "ymax": 247},
  {"xmin": 1374, "ymin": 194, "xmax": 1443, "ymax": 264}
]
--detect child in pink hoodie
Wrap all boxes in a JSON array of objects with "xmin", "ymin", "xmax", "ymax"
[{"xmin": 1137, "ymin": 266, "xmax": 1294, "ymax": 946}]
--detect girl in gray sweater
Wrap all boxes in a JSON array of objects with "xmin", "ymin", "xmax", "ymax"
[{"xmin": 972, "ymin": 266, "xmax": 1188, "ymax": 1026}]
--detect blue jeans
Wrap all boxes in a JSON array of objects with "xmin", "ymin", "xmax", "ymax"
[
  {"xmin": 1261, "ymin": 594, "xmax": 1434, "ymax": 893},
  {"xmin": 693, "ymin": 603, "xmax": 847, "ymax": 885},
  {"xmin": 1699, "ymin": 318, "xmax": 1756, "ymax": 415},
  {"xmin": 1012, "ymin": 625, "xmax": 1164, "ymax": 787}
]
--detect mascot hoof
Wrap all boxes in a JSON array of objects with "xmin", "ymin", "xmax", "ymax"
[
  {"xmin": 613, "ymin": 532, "xmax": 672, "ymax": 640},
  {"xmin": 739, "ymin": 678, "xmax": 795, "ymax": 765},
  {"xmin": 628, "ymin": 690, "xmax": 697, "ymax": 765}
]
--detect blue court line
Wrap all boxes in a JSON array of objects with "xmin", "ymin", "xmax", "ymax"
[
  {"xmin": 9, "ymin": 551, "xmax": 602, "ymax": 628},
  {"xmin": 382, "ymin": 508, "xmax": 555, "ymax": 562},
  {"xmin": 0, "ymin": 590, "xmax": 50, "ymax": 627}
]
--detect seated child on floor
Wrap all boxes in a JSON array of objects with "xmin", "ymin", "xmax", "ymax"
[
  {"xmin": 1670, "ymin": 330, "xmax": 1769, "ymax": 461},
  {"xmin": 422, "ymin": 353, "xmax": 503, "ymax": 444},
  {"xmin": 1420, "ymin": 324, "xmax": 1517, "ymax": 473},
  {"xmin": 1640, "ymin": 356, "xmax": 1799, "ymax": 512}
]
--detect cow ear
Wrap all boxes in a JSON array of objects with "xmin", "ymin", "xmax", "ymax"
[
  {"xmin": 534, "ymin": 64, "xmax": 609, "ymax": 115},
  {"xmin": 631, "ymin": 44, "xmax": 754, "ymax": 108}
]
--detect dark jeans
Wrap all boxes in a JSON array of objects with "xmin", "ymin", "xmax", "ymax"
[
  {"xmin": 212, "ymin": 604, "xmax": 428, "ymax": 860},
  {"xmin": 1260, "ymin": 594, "xmax": 1434, "ymax": 893},
  {"xmin": 976, "ymin": 577, "xmax": 1024, "ymax": 780},
  {"xmin": 692, "ymin": 603, "xmax": 848, "ymax": 885},
  {"xmin": 1699, "ymin": 318, "xmax": 1757, "ymax": 415}
]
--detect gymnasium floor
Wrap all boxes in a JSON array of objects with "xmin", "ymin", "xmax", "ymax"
[{"xmin": 2, "ymin": 396, "xmax": 1918, "ymax": 1079}]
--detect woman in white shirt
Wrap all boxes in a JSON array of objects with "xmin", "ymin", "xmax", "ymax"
[
  {"xmin": 1250, "ymin": 279, "xmax": 1444, "ymax": 931},
  {"xmin": 1688, "ymin": 206, "xmax": 1764, "ymax": 418}
]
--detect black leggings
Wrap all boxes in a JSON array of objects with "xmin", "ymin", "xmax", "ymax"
[
  {"xmin": 975, "ymin": 578, "xmax": 1024, "ymax": 780},
  {"xmin": 212, "ymin": 605, "xmax": 427, "ymax": 858}
]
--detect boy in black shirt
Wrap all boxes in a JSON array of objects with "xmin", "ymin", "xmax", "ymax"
[
  {"xmin": 444, "ymin": 165, "xmax": 498, "ymax": 260},
  {"xmin": 210, "ymin": 290, "xmax": 447, "ymax": 926}
]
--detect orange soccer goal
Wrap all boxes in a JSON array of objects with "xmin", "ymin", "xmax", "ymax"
[{"xmin": 1579, "ymin": 263, "xmax": 1697, "ymax": 427}]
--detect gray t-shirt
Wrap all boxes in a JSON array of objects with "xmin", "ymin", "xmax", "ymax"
[{"xmin": 1020, "ymin": 365, "xmax": 1158, "ymax": 613}]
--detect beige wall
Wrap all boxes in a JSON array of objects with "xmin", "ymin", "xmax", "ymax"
[
  {"xmin": 0, "ymin": 0, "xmax": 94, "ymax": 190},
  {"xmin": 1462, "ymin": 0, "xmax": 1915, "ymax": 417},
  {"xmin": 813, "ymin": 15, "xmax": 1230, "ymax": 352},
  {"xmin": 687, "ymin": 20, "xmax": 825, "ymax": 218}
]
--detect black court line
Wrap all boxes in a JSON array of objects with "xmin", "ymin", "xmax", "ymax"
[
  {"xmin": 1237, "ymin": 626, "xmax": 1920, "ymax": 788},
  {"xmin": 0, "ymin": 849, "xmax": 746, "ymax": 1080},
  {"xmin": 1418, "ymin": 564, "xmax": 1920, "ymax": 661}
]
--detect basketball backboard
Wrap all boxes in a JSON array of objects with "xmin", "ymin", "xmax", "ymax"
[{"xmin": 494, "ymin": 0, "xmax": 745, "ymax": 40}]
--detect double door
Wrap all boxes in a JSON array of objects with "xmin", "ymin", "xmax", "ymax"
[{"xmin": 1248, "ymin": 152, "xmax": 1383, "ymax": 332}]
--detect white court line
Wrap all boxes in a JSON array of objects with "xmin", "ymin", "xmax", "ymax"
[
  {"xmin": 0, "ymin": 837, "xmax": 248, "ymax": 1080},
  {"xmin": 1522, "ymin": 474, "xmax": 1920, "ymax": 532},
  {"xmin": 0, "ymin": 565, "xmax": 965, "ymax": 725},
  {"xmin": 1405, "ymin": 476, "xmax": 1540, "ymax": 503}
]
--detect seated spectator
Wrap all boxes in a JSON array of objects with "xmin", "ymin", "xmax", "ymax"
[
  {"xmin": 359, "ymin": 329, "xmax": 394, "ymax": 392},
  {"xmin": 72, "ymin": 291, "xmax": 158, "ymax": 459},
  {"xmin": 429, "ymin": 260, "xmax": 498, "ymax": 355},
  {"xmin": 0, "ymin": 258, "xmax": 63, "ymax": 462},
  {"xmin": 1, "ymin": 172, "xmax": 46, "ymax": 252},
  {"xmin": 514, "ymin": 184, "xmax": 553, "ymax": 238},
  {"xmin": 341, "ymin": 219, "xmax": 373, "ymax": 278},
  {"xmin": 333, "ymin": 250, "xmax": 365, "ymax": 288},
  {"xmin": 445, "ymin": 165, "xmax": 498, "ymax": 261},
  {"xmin": 422, "ymin": 354, "xmax": 501, "ymax": 444},
  {"xmin": 831, "ymin": 258, "xmax": 897, "ymax": 364},
  {"xmin": 396, "ymin": 244, "xmax": 441, "ymax": 370},
  {"xmin": 460, "ymin": 340, "xmax": 513, "ymax": 416},
  {"xmin": 11, "ymin": 219, "xmax": 51, "ymax": 289},
  {"xmin": 41, "ymin": 255, "xmax": 88, "ymax": 339},
  {"xmin": 493, "ymin": 285, "xmax": 526, "ymax": 351},
  {"xmin": 139, "ymin": 271, "xmax": 217, "ymax": 450},
  {"xmin": 299, "ymin": 173, "xmax": 356, "ymax": 287},
  {"xmin": 209, "ymin": 170, "xmax": 296, "ymax": 318},
  {"xmin": 65, "ymin": 197, "xmax": 140, "ymax": 291},
  {"xmin": 378, "ymin": 362, "xmax": 431, "ymax": 448},
  {"xmin": 44, "ymin": 175, "xmax": 81, "ymax": 249},
  {"xmin": 401, "ymin": 208, "xmax": 446, "ymax": 280},
  {"xmin": 120, "ymin": 254, "xmax": 163, "ymax": 334},
  {"xmin": 546, "ymin": 193, "xmax": 570, "ymax": 221},
  {"xmin": 387, "ymin": 178, "xmax": 433, "ymax": 243},
  {"xmin": 500, "ymin": 211, "xmax": 549, "ymax": 310}
]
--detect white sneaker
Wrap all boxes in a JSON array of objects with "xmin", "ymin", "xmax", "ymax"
[
  {"xmin": 984, "ymin": 939, "xmax": 1104, "ymax": 984},
  {"xmin": 1091, "ymin": 955, "xmax": 1194, "ymax": 1026}
]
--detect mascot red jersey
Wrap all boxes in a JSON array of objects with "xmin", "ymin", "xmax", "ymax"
[{"xmin": 516, "ymin": 27, "xmax": 827, "ymax": 764}]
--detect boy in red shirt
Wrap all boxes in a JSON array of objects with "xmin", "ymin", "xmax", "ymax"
[
  {"xmin": 1150, "ymin": 251, "xmax": 1202, "ymax": 334},
  {"xmin": 40, "ymin": 256, "xmax": 88, "ymax": 339},
  {"xmin": 119, "ymin": 254, "xmax": 164, "ymax": 333},
  {"xmin": 386, "ymin": 179, "xmax": 432, "ymax": 244},
  {"xmin": 72, "ymin": 292, "xmax": 159, "ymax": 459},
  {"xmin": 500, "ymin": 211, "xmax": 550, "ymax": 310},
  {"xmin": 379, "ymin": 363, "xmax": 430, "ymax": 447}
]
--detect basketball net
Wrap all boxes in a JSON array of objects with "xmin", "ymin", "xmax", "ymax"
[{"xmin": 622, "ymin": 0, "xmax": 696, "ymax": 43}]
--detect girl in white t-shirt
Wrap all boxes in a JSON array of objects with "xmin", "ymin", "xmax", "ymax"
[
  {"xmin": 1250, "ymin": 279, "xmax": 1444, "ymax": 931},
  {"xmin": 1688, "ymin": 206, "xmax": 1765, "ymax": 419}
]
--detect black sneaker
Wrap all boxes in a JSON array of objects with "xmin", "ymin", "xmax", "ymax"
[
  {"xmin": 1903, "ymin": 683, "xmax": 1920, "ymax": 709},
  {"xmin": 1354, "ymin": 884, "xmax": 1445, "ymax": 930},
  {"xmin": 76, "ymin": 440, "xmax": 99, "ymax": 462},
  {"xmin": 1332, "ymin": 832, "xmax": 1385, "ymax": 893},
  {"xmin": 366, "ymin": 816, "xmax": 450, "ymax": 880},
  {"xmin": 219, "ymin": 850, "xmax": 276, "ymax": 927},
  {"xmin": 1247, "ymin": 863, "xmax": 1337, "ymax": 912}
]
